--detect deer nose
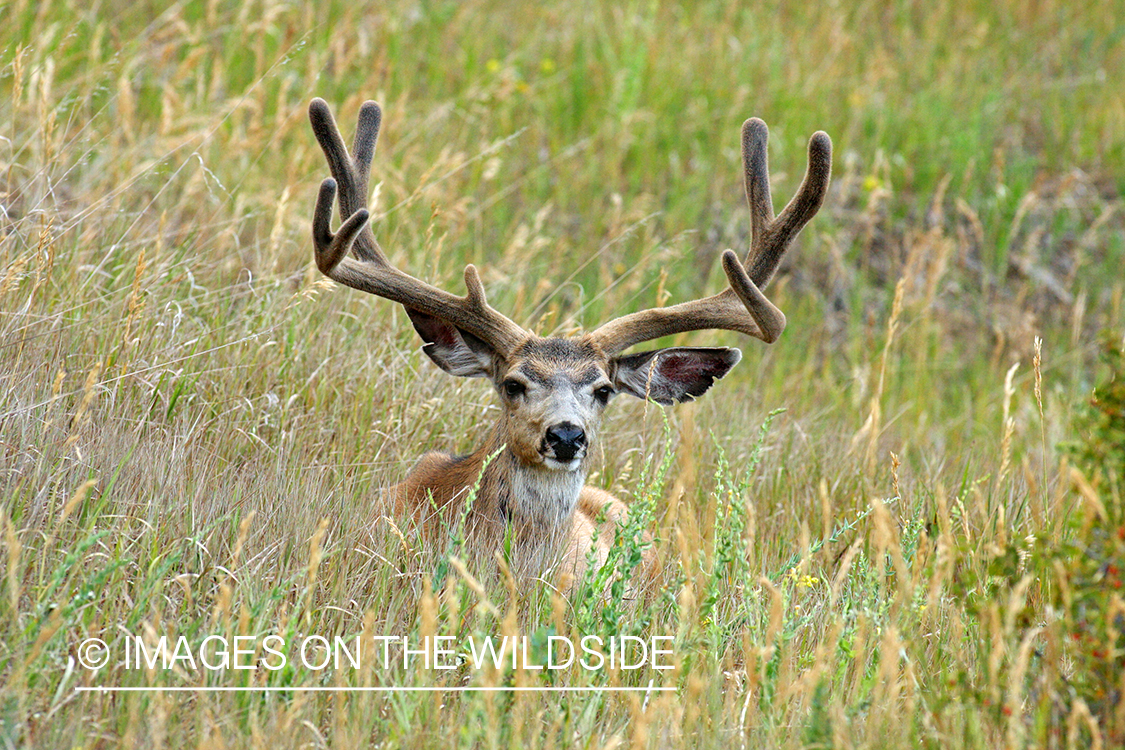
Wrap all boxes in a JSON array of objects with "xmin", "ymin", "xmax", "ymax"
[{"xmin": 544, "ymin": 422, "xmax": 586, "ymax": 462}]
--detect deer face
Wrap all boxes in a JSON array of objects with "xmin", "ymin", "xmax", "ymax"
[
  {"xmin": 407, "ymin": 310, "xmax": 741, "ymax": 473},
  {"xmin": 495, "ymin": 339, "xmax": 614, "ymax": 471}
]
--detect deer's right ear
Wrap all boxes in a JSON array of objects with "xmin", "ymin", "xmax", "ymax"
[{"xmin": 406, "ymin": 309, "xmax": 499, "ymax": 378}]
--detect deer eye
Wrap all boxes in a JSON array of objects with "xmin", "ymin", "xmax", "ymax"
[
  {"xmin": 593, "ymin": 385, "xmax": 614, "ymax": 405},
  {"xmin": 502, "ymin": 379, "xmax": 526, "ymax": 399}
]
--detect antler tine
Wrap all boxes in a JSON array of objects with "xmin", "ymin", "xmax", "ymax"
[
  {"xmin": 742, "ymin": 120, "xmax": 832, "ymax": 287},
  {"xmin": 309, "ymin": 99, "xmax": 529, "ymax": 356},
  {"xmin": 308, "ymin": 97, "xmax": 383, "ymax": 263},
  {"xmin": 589, "ymin": 118, "xmax": 830, "ymax": 355},
  {"xmin": 312, "ymin": 178, "xmax": 369, "ymax": 275},
  {"xmin": 742, "ymin": 118, "xmax": 775, "ymax": 259},
  {"xmin": 350, "ymin": 101, "xmax": 381, "ymax": 194}
]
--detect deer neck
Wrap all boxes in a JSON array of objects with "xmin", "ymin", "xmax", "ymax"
[{"xmin": 475, "ymin": 429, "xmax": 587, "ymax": 536}]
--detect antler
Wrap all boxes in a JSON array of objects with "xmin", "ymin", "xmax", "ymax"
[
  {"xmin": 590, "ymin": 118, "xmax": 831, "ymax": 354},
  {"xmin": 308, "ymin": 98, "xmax": 529, "ymax": 356}
]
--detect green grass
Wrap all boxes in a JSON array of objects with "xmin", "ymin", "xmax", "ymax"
[{"xmin": 2, "ymin": 0, "xmax": 1124, "ymax": 746}]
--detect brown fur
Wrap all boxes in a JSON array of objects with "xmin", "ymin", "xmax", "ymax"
[{"xmin": 388, "ymin": 452, "xmax": 642, "ymax": 590}]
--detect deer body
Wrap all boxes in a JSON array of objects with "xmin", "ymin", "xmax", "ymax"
[
  {"xmin": 307, "ymin": 97, "xmax": 832, "ymax": 591},
  {"xmin": 390, "ymin": 444, "xmax": 629, "ymax": 583}
]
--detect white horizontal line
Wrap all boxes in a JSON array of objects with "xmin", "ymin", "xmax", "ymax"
[{"xmin": 76, "ymin": 686, "xmax": 673, "ymax": 693}]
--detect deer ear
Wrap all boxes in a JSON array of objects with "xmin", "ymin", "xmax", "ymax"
[
  {"xmin": 406, "ymin": 309, "xmax": 498, "ymax": 378},
  {"xmin": 611, "ymin": 347, "xmax": 741, "ymax": 404}
]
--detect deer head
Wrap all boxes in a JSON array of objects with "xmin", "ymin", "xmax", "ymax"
[{"xmin": 308, "ymin": 98, "xmax": 830, "ymax": 485}]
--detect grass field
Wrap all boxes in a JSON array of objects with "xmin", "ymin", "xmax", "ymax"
[{"xmin": 2, "ymin": 0, "xmax": 1124, "ymax": 747}]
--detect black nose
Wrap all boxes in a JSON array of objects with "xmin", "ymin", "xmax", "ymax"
[{"xmin": 544, "ymin": 422, "xmax": 586, "ymax": 462}]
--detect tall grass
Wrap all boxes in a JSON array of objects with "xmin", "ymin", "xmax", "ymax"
[{"xmin": 1, "ymin": 0, "xmax": 1124, "ymax": 746}]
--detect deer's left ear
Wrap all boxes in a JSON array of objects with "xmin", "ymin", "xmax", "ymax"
[{"xmin": 611, "ymin": 347, "xmax": 741, "ymax": 405}]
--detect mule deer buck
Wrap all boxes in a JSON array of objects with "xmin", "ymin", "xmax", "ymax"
[{"xmin": 308, "ymin": 97, "xmax": 831, "ymax": 590}]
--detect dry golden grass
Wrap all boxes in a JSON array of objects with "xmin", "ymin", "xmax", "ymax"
[{"xmin": 2, "ymin": 0, "xmax": 1124, "ymax": 747}]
